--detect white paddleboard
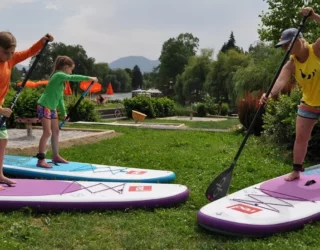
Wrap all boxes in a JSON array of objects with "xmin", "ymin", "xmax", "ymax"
[
  {"xmin": 0, "ymin": 179, "xmax": 189, "ymax": 212},
  {"xmin": 198, "ymin": 164, "xmax": 320, "ymax": 237}
]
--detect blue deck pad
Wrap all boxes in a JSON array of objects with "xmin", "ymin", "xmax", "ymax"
[
  {"xmin": 4, "ymin": 155, "xmax": 98, "ymax": 172},
  {"xmin": 302, "ymin": 164, "xmax": 320, "ymax": 176}
]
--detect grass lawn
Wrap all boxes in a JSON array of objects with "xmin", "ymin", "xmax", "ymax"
[{"xmin": 1, "ymin": 120, "xmax": 318, "ymax": 250}]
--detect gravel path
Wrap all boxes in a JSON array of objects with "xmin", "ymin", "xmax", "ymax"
[{"xmin": 7, "ymin": 129, "xmax": 101, "ymax": 148}]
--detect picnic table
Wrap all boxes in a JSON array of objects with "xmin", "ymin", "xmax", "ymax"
[
  {"xmin": 15, "ymin": 117, "xmax": 40, "ymax": 136},
  {"xmin": 187, "ymin": 110, "xmax": 197, "ymax": 120}
]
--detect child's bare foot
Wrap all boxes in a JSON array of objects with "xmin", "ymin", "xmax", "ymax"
[
  {"xmin": 36, "ymin": 159, "xmax": 52, "ymax": 168},
  {"xmin": 52, "ymin": 155, "xmax": 68, "ymax": 164},
  {"xmin": 0, "ymin": 176, "xmax": 16, "ymax": 189},
  {"xmin": 285, "ymin": 171, "xmax": 300, "ymax": 181}
]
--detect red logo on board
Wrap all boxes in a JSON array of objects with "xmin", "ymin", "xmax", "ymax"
[
  {"xmin": 129, "ymin": 186, "xmax": 152, "ymax": 192},
  {"xmin": 126, "ymin": 171, "xmax": 147, "ymax": 175},
  {"xmin": 227, "ymin": 204, "xmax": 262, "ymax": 214}
]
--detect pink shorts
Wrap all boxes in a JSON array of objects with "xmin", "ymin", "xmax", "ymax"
[{"xmin": 37, "ymin": 104, "xmax": 58, "ymax": 119}]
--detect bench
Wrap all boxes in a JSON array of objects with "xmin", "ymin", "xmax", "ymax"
[
  {"xmin": 187, "ymin": 110, "xmax": 197, "ymax": 120},
  {"xmin": 15, "ymin": 117, "xmax": 40, "ymax": 136}
]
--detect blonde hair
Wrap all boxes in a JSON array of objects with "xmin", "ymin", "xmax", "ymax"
[
  {"xmin": 50, "ymin": 56, "xmax": 74, "ymax": 77},
  {"xmin": 0, "ymin": 31, "xmax": 16, "ymax": 50}
]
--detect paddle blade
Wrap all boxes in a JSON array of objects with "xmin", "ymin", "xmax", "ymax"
[{"xmin": 205, "ymin": 166, "xmax": 234, "ymax": 202}]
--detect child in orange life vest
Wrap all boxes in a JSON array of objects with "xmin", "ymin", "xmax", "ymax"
[
  {"xmin": 0, "ymin": 32, "xmax": 54, "ymax": 190},
  {"xmin": 36, "ymin": 56, "xmax": 98, "ymax": 168}
]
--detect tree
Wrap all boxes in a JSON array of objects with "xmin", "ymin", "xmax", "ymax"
[
  {"xmin": 221, "ymin": 31, "xmax": 240, "ymax": 53},
  {"xmin": 28, "ymin": 43, "xmax": 53, "ymax": 80},
  {"xmin": 158, "ymin": 33, "xmax": 199, "ymax": 94},
  {"xmin": 10, "ymin": 67, "xmax": 21, "ymax": 83},
  {"xmin": 132, "ymin": 65, "xmax": 143, "ymax": 90},
  {"xmin": 233, "ymin": 41, "xmax": 284, "ymax": 100},
  {"xmin": 93, "ymin": 62, "xmax": 111, "ymax": 91},
  {"xmin": 258, "ymin": 0, "xmax": 320, "ymax": 44},
  {"xmin": 205, "ymin": 49, "xmax": 250, "ymax": 104},
  {"xmin": 175, "ymin": 49, "xmax": 213, "ymax": 104},
  {"xmin": 113, "ymin": 69, "xmax": 131, "ymax": 92},
  {"xmin": 124, "ymin": 68, "xmax": 132, "ymax": 78},
  {"xmin": 29, "ymin": 42, "xmax": 95, "ymax": 80}
]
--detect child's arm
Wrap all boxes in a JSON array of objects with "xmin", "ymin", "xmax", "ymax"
[
  {"xmin": 10, "ymin": 33, "xmax": 54, "ymax": 66},
  {"xmin": 57, "ymin": 72, "xmax": 98, "ymax": 83},
  {"xmin": 57, "ymin": 97, "xmax": 67, "ymax": 117}
]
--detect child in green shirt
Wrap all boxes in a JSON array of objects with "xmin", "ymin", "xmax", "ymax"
[{"xmin": 36, "ymin": 55, "xmax": 98, "ymax": 168}]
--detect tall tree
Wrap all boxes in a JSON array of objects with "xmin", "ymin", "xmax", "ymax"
[
  {"xmin": 258, "ymin": 0, "xmax": 320, "ymax": 44},
  {"xmin": 175, "ymin": 49, "xmax": 213, "ymax": 104},
  {"xmin": 132, "ymin": 65, "xmax": 143, "ymax": 90},
  {"xmin": 158, "ymin": 33, "xmax": 199, "ymax": 94},
  {"xmin": 221, "ymin": 31, "xmax": 240, "ymax": 53},
  {"xmin": 113, "ymin": 69, "xmax": 131, "ymax": 92},
  {"xmin": 233, "ymin": 41, "xmax": 284, "ymax": 99},
  {"xmin": 93, "ymin": 62, "xmax": 111, "ymax": 90},
  {"xmin": 205, "ymin": 49, "xmax": 250, "ymax": 104}
]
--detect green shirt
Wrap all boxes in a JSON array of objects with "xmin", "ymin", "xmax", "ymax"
[{"xmin": 37, "ymin": 71, "xmax": 89, "ymax": 116}]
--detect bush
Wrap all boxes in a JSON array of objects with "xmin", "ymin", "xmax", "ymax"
[
  {"xmin": 237, "ymin": 91, "xmax": 264, "ymax": 136},
  {"xmin": 263, "ymin": 85, "xmax": 320, "ymax": 161},
  {"xmin": 202, "ymin": 95, "xmax": 218, "ymax": 115},
  {"xmin": 123, "ymin": 96, "xmax": 155, "ymax": 118},
  {"xmin": 151, "ymin": 97, "xmax": 175, "ymax": 117},
  {"xmin": 262, "ymin": 88, "xmax": 300, "ymax": 144},
  {"xmin": 173, "ymin": 104, "xmax": 188, "ymax": 116},
  {"xmin": 220, "ymin": 103, "xmax": 229, "ymax": 116},
  {"xmin": 65, "ymin": 95, "xmax": 99, "ymax": 122},
  {"xmin": 196, "ymin": 103, "xmax": 206, "ymax": 117},
  {"xmin": 123, "ymin": 96, "xmax": 175, "ymax": 118}
]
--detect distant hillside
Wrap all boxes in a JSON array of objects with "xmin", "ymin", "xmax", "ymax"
[{"xmin": 109, "ymin": 56, "xmax": 160, "ymax": 73}]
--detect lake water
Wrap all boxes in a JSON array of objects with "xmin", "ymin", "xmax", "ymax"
[{"xmin": 105, "ymin": 92, "xmax": 132, "ymax": 101}]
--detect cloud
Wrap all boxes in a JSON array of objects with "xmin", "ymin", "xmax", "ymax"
[
  {"xmin": 0, "ymin": 0, "xmax": 38, "ymax": 9},
  {"xmin": 4, "ymin": 0, "xmax": 268, "ymax": 66}
]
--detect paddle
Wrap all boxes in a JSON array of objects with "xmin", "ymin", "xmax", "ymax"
[
  {"xmin": 205, "ymin": 14, "xmax": 310, "ymax": 202},
  {"xmin": 59, "ymin": 80, "xmax": 95, "ymax": 129},
  {"xmin": 0, "ymin": 40, "xmax": 49, "ymax": 128}
]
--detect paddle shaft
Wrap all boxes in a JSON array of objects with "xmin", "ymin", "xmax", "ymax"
[
  {"xmin": 205, "ymin": 14, "xmax": 309, "ymax": 201},
  {"xmin": 0, "ymin": 40, "xmax": 49, "ymax": 128},
  {"xmin": 59, "ymin": 81, "xmax": 95, "ymax": 129}
]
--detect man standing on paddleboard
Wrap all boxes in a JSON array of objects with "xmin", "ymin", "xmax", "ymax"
[{"xmin": 260, "ymin": 7, "xmax": 320, "ymax": 181}]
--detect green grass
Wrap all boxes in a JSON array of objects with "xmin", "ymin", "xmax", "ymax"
[{"xmin": 1, "ymin": 123, "xmax": 317, "ymax": 250}]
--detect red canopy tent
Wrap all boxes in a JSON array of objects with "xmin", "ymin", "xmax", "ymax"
[
  {"xmin": 64, "ymin": 81, "xmax": 72, "ymax": 95},
  {"xmin": 17, "ymin": 81, "xmax": 37, "ymax": 88},
  {"xmin": 80, "ymin": 81, "xmax": 102, "ymax": 93},
  {"xmin": 36, "ymin": 80, "xmax": 49, "ymax": 86}
]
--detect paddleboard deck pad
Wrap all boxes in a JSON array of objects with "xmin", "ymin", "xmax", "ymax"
[
  {"xmin": 3, "ymin": 155, "xmax": 175, "ymax": 183},
  {"xmin": 197, "ymin": 165, "xmax": 320, "ymax": 237},
  {"xmin": 0, "ymin": 179, "xmax": 189, "ymax": 212}
]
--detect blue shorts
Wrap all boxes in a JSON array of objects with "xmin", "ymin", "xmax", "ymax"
[{"xmin": 298, "ymin": 105, "xmax": 320, "ymax": 120}]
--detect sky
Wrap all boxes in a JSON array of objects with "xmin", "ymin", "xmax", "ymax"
[{"xmin": 0, "ymin": 0, "xmax": 269, "ymax": 66}]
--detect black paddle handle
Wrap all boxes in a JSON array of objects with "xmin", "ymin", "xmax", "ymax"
[
  {"xmin": 0, "ymin": 40, "xmax": 49, "ymax": 128},
  {"xmin": 59, "ymin": 81, "xmax": 95, "ymax": 129}
]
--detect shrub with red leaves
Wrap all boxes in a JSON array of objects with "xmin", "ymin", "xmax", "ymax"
[{"xmin": 237, "ymin": 91, "xmax": 264, "ymax": 136}]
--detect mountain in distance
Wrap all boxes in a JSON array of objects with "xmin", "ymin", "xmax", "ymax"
[{"xmin": 109, "ymin": 56, "xmax": 160, "ymax": 73}]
